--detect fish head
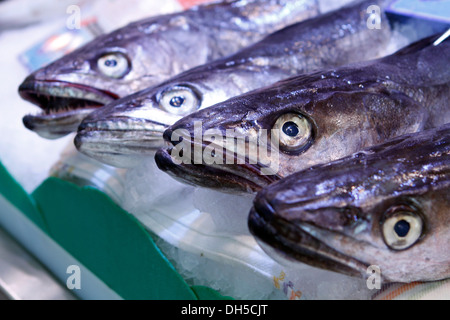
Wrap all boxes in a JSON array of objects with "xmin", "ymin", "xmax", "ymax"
[
  {"xmin": 75, "ymin": 62, "xmax": 255, "ymax": 167},
  {"xmin": 74, "ymin": 80, "xmax": 204, "ymax": 168},
  {"xmin": 156, "ymin": 70, "xmax": 425, "ymax": 193},
  {"xmin": 19, "ymin": 16, "xmax": 201, "ymax": 139},
  {"xmin": 155, "ymin": 79, "xmax": 320, "ymax": 193},
  {"xmin": 249, "ymin": 127, "xmax": 450, "ymax": 282}
]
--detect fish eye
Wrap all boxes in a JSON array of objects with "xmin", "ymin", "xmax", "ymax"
[
  {"xmin": 272, "ymin": 113, "xmax": 313, "ymax": 153},
  {"xmin": 97, "ymin": 52, "xmax": 130, "ymax": 78},
  {"xmin": 159, "ymin": 86, "xmax": 200, "ymax": 115},
  {"xmin": 382, "ymin": 208, "xmax": 423, "ymax": 250}
]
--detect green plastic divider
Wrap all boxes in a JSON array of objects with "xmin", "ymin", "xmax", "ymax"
[
  {"xmin": 0, "ymin": 160, "xmax": 231, "ymax": 300},
  {"xmin": 32, "ymin": 177, "xmax": 231, "ymax": 300},
  {"xmin": 32, "ymin": 177, "xmax": 195, "ymax": 300},
  {"xmin": 0, "ymin": 161, "xmax": 48, "ymax": 232}
]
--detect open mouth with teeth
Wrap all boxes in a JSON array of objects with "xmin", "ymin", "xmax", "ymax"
[
  {"xmin": 19, "ymin": 79, "xmax": 118, "ymax": 139},
  {"xmin": 248, "ymin": 199, "xmax": 369, "ymax": 278}
]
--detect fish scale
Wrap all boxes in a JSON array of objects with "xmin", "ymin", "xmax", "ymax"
[
  {"xmin": 155, "ymin": 32, "xmax": 449, "ymax": 194},
  {"xmin": 19, "ymin": 0, "xmax": 320, "ymax": 139},
  {"xmin": 76, "ymin": 0, "xmax": 394, "ymax": 168},
  {"xmin": 249, "ymin": 123, "xmax": 450, "ymax": 282}
]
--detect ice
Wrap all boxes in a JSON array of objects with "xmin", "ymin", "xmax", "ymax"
[
  {"xmin": 385, "ymin": 15, "xmax": 450, "ymax": 55},
  {"xmin": 121, "ymin": 156, "xmax": 189, "ymax": 214},
  {"xmin": 153, "ymin": 235, "xmax": 287, "ymax": 300},
  {"xmin": 318, "ymin": 0, "xmax": 355, "ymax": 14},
  {"xmin": 120, "ymin": 158, "xmax": 374, "ymax": 300},
  {"xmin": 299, "ymin": 268, "xmax": 372, "ymax": 300},
  {"xmin": 193, "ymin": 188, "xmax": 255, "ymax": 236},
  {"xmin": 121, "ymin": 158, "xmax": 256, "ymax": 236},
  {"xmin": 91, "ymin": 0, "xmax": 182, "ymax": 32},
  {"xmin": 152, "ymin": 230, "xmax": 375, "ymax": 300},
  {"xmin": 121, "ymin": 160, "xmax": 287, "ymax": 300}
]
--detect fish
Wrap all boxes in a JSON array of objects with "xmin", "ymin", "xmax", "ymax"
[
  {"xmin": 248, "ymin": 123, "xmax": 450, "ymax": 283},
  {"xmin": 75, "ymin": 0, "xmax": 393, "ymax": 168},
  {"xmin": 155, "ymin": 32, "xmax": 450, "ymax": 194},
  {"xmin": 19, "ymin": 0, "xmax": 320, "ymax": 139}
]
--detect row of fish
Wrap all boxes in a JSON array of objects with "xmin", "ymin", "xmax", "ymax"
[
  {"xmin": 19, "ymin": 0, "xmax": 321, "ymax": 139},
  {"xmin": 249, "ymin": 124, "xmax": 450, "ymax": 283},
  {"xmin": 75, "ymin": 0, "xmax": 392, "ymax": 167},
  {"xmin": 18, "ymin": 0, "xmax": 449, "ymax": 283}
]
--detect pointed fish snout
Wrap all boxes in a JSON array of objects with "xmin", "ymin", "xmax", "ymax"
[
  {"xmin": 162, "ymin": 127, "xmax": 175, "ymax": 145},
  {"xmin": 251, "ymin": 176, "xmax": 365, "ymax": 233}
]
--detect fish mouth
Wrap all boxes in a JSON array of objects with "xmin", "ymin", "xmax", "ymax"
[
  {"xmin": 75, "ymin": 118, "xmax": 168, "ymax": 168},
  {"xmin": 19, "ymin": 79, "xmax": 118, "ymax": 139},
  {"xmin": 155, "ymin": 138, "xmax": 281, "ymax": 193},
  {"xmin": 248, "ymin": 199, "xmax": 369, "ymax": 278}
]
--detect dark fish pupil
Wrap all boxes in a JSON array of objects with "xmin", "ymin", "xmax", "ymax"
[
  {"xmin": 105, "ymin": 59, "xmax": 117, "ymax": 67},
  {"xmin": 170, "ymin": 96, "xmax": 185, "ymax": 108},
  {"xmin": 394, "ymin": 220, "xmax": 410, "ymax": 237},
  {"xmin": 282, "ymin": 121, "xmax": 299, "ymax": 137}
]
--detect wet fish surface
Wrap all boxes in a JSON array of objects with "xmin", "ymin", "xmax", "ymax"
[
  {"xmin": 155, "ymin": 33, "xmax": 450, "ymax": 194},
  {"xmin": 76, "ymin": 0, "xmax": 393, "ymax": 167},
  {"xmin": 19, "ymin": 0, "xmax": 319, "ymax": 139},
  {"xmin": 248, "ymin": 123, "xmax": 450, "ymax": 283}
]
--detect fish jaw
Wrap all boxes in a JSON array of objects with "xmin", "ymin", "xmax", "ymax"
[
  {"xmin": 248, "ymin": 199, "xmax": 370, "ymax": 279},
  {"xmin": 19, "ymin": 78, "xmax": 118, "ymax": 139},
  {"xmin": 154, "ymin": 147, "xmax": 270, "ymax": 194},
  {"xmin": 245, "ymin": 154, "xmax": 377, "ymax": 280},
  {"xmin": 155, "ymin": 91, "xmax": 293, "ymax": 193},
  {"xmin": 75, "ymin": 96, "xmax": 184, "ymax": 167},
  {"xmin": 24, "ymin": 108, "xmax": 98, "ymax": 140},
  {"xmin": 249, "ymin": 125, "xmax": 450, "ymax": 282},
  {"xmin": 156, "ymin": 122, "xmax": 282, "ymax": 193},
  {"xmin": 250, "ymin": 187, "xmax": 450, "ymax": 283},
  {"xmin": 75, "ymin": 119, "xmax": 168, "ymax": 168}
]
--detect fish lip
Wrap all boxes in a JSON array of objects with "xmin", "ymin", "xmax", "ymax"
[
  {"xmin": 75, "ymin": 120, "xmax": 168, "ymax": 167},
  {"xmin": 159, "ymin": 128, "xmax": 281, "ymax": 192},
  {"xmin": 22, "ymin": 107, "xmax": 98, "ymax": 139},
  {"xmin": 19, "ymin": 79, "xmax": 119, "ymax": 137},
  {"xmin": 19, "ymin": 79, "xmax": 118, "ymax": 109},
  {"xmin": 76, "ymin": 117, "xmax": 167, "ymax": 149},
  {"xmin": 248, "ymin": 200, "xmax": 369, "ymax": 278},
  {"xmin": 76, "ymin": 127, "xmax": 166, "ymax": 150},
  {"xmin": 155, "ymin": 147, "xmax": 276, "ymax": 193}
]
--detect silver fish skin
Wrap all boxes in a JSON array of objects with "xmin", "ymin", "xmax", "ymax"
[
  {"xmin": 76, "ymin": 0, "xmax": 392, "ymax": 167},
  {"xmin": 248, "ymin": 123, "xmax": 450, "ymax": 283},
  {"xmin": 155, "ymin": 33, "xmax": 450, "ymax": 194},
  {"xmin": 19, "ymin": 0, "xmax": 319, "ymax": 139}
]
